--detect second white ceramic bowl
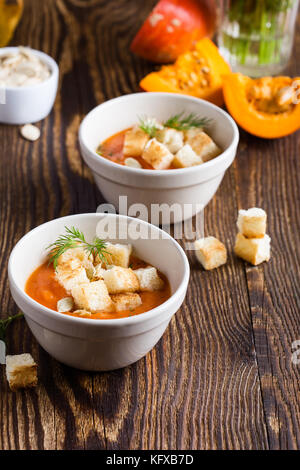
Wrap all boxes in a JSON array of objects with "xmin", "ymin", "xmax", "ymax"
[
  {"xmin": 0, "ymin": 47, "xmax": 59, "ymax": 124},
  {"xmin": 8, "ymin": 213, "xmax": 190, "ymax": 371},
  {"xmin": 79, "ymin": 93, "xmax": 239, "ymax": 223}
]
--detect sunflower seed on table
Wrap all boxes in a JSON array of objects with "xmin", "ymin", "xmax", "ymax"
[{"xmin": 20, "ymin": 124, "xmax": 41, "ymax": 141}]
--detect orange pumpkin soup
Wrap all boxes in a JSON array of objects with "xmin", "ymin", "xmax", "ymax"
[
  {"xmin": 25, "ymin": 256, "xmax": 171, "ymax": 320},
  {"xmin": 99, "ymin": 129, "xmax": 156, "ymax": 170},
  {"xmin": 96, "ymin": 113, "xmax": 221, "ymax": 170}
]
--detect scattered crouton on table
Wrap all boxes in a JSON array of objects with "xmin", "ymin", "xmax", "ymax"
[
  {"xmin": 234, "ymin": 232, "xmax": 271, "ymax": 265},
  {"xmin": 237, "ymin": 207, "xmax": 267, "ymax": 238},
  {"xmin": 6, "ymin": 354, "xmax": 38, "ymax": 391},
  {"xmin": 195, "ymin": 236, "xmax": 227, "ymax": 270}
]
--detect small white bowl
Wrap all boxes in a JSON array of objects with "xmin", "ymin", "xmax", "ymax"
[
  {"xmin": 8, "ymin": 213, "xmax": 190, "ymax": 371},
  {"xmin": 0, "ymin": 47, "xmax": 59, "ymax": 124},
  {"xmin": 79, "ymin": 93, "xmax": 239, "ymax": 223}
]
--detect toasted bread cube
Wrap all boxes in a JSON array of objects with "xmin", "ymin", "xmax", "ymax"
[
  {"xmin": 102, "ymin": 266, "xmax": 139, "ymax": 294},
  {"xmin": 195, "ymin": 237, "xmax": 227, "ymax": 270},
  {"xmin": 184, "ymin": 130, "xmax": 221, "ymax": 162},
  {"xmin": 156, "ymin": 128, "xmax": 184, "ymax": 153},
  {"xmin": 111, "ymin": 293, "xmax": 142, "ymax": 312},
  {"xmin": 57, "ymin": 247, "xmax": 94, "ymax": 272},
  {"xmin": 124, "ymin": 157, "xmax": 142, "ymax": 169},
  {"xmin": 173, "ymin": 144, "xmax": 203, "ymax": 168},
  {"xmin": 98, "ymin": 242, "xmax": 132, "ymax": 268},
  {"xmin": 234, "ymin": 232, "xmax": 271, "ymax": 265},
  {"xmin": 134, "ymin": 266, "xmax": 164, "ymax": 291},
  {"xmin": 71, "ymin": 280, "xmax": 113, "ymax": 313},
  {"xmin": 93, "ymin": 264, "xmax": 106, "ymax": 280},
  {"xmin": 123, "ymin": 126, "xmax": 150, "ymax": 157},
  {"xmin": 237, "ymin": 208, "xmax": 267, "ymax": 238},
  {"xmin": 56, "ymin": 262, "xmax": 89, "ymax": 293},
  {"xmin": 6, "ymin": 354, "xmax": 37, "ymax": 391},
  {"xmin": 73, "ymin": 309, "xmax": 92, "ymax": 317},
  {"xmin": 142, "ymin": 138, "xmax": 174, "ymax": 170},
  {"xmin": 57, "ymin": 297, "xmax": 74, "ymax": 313}
]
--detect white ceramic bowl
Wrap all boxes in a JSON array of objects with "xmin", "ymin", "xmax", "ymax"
[
  {"xmin": 8, "ymin": 213, "xmax": 190, "ymax": 371},
  {"xmin": 79, "ymin": 92, "xmax": 239, "ymax": 223},
  {"xmin": 0, "ymin": 47, "xmax": 59, "ymax": 124}
]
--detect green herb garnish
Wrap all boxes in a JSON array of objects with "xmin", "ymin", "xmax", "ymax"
[
  {"xmin": 0, "ymin": 312, "xmax": 24, "ymax": 342},
  {"xmin": 164, "ymin": 112, "xmax": 210, "ymax": 131},
  {"xmin": 47, "ymin": 226, "xmax": 110, "ymax": 270},
  {"xmin": 138, "ymin": 116, "xmax": 160, "ymax": 138}
]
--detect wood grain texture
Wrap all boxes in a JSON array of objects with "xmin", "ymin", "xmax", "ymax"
[{"xmin": 0, "ymin": 0, "xmax": 299, "ymax": 450}]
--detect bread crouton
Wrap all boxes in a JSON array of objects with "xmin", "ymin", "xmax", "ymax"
[
  {"xmin": 142, "ymin": 138, "xmax": 174, "ymax": 170},
  {"xmin": 234, "ymin": 233, "xmax": 271, "ymax": 265},
  {"xmin": 124, "ymin": 157, "xmax": 142, "ymax": 169},
  {"xmin": 93, "ymin": 264, "xmax": 106, "ymax": 280},
  {"xmin": 56, "ymin": 262, "xmax": 89, "ymax": 293},
  {"xmin": 156, "ymin": 128, "xmax": 184, "ymax": 153},
  {"xmin": 173, "ymin": 144, "xmax": 203, "ymax": 168},
  {"xmin": 184, "ymin": 130, "xmax": 221, "ymax": 162},
  {"xmin": 194, "ymin": 237, "xmax": 227, "ymax": 270},
  {"xmin": 71, "ymin": 280, "xmax": 113, "ymax": 313},
  {"xmin": 57, "ymin": 246, "xmax": 94, "ymax": 272},
  {"xmin": 123, "ymin": 126, "xmax": 150, "ymax": 157},
  {"xmin": 73, "ymin": 309, "xmax": 92, "ymax": 317},
  {"xmin": 98, "ymin": 242, "xmax": 132, "ymax": 268},
  {"xmin": 237, "ymin": 208, "xmax": 267, "ymax": 238},
  {"xmin": 57, "ymin": 297, "xmax": 74, "ymax": 313},
  {"xmin": 111, "ymin": 293, "xmax": 142, "ymax": 312},
  {"xmin": 102, "ymin": 266, "xmax": 139, "ymax": 294},
  {"xmin": 6, "ymin": 354, "xmax": 37, "ymax": 391},
  {"xmin": 134, "ymin": 267, "xmax": 164, "ymax": 291}
]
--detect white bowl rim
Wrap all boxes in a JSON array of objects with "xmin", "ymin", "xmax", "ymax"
[
  {"xmin": 79, "ymin": 92, "xmax": 239, "ymax": 177},
  {"xmin": 8, "ymin": 213, "xmax": 190, "ymax": 327},
  {"xmin": 0, "ymin": 47, "xmax": 59, "ymax": 91}
]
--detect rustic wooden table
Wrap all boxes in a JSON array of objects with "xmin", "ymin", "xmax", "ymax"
[{"xmin": 0, "ymin": 0, "xmax": 299, "ymax": 450}]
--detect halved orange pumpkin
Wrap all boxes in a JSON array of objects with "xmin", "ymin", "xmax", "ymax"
[
  {"xmin": 140, "ymin": 38, "xmax": 231, "ymax": 107},
  {"xmin": 223, "ymin": 73, "xmax": 300, "ymax": 139}
]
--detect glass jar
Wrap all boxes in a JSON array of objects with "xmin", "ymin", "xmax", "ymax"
[{"xmin": 217, "ymin": 0, "xmax": 299, "ymax": 77}]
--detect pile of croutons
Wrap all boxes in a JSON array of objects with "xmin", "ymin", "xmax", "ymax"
[
  {"xmin": 195, "ymin": 208, "xmax": 271, "ymax": 270},
  {"xmin": 123, "ymin": 119, "xmax": 221, "ymax": 170},
  {"xmin": 55, "ymin": 242, "xmax": 164, "ymax": 317}
]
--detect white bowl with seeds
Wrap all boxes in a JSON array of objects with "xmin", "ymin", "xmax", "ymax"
[{"xmin": 0, "ymin": 47, "xmax": 59, "ymax": 124}]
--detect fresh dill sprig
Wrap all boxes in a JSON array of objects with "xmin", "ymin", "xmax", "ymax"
[
  {"xmin": 0, "ymin": 312, "xmax": 24, "ymax": 342},
  {"xmin": 47, "ymin": 226, "xmax": 111, "ymax": 270},
  {"xmin": 164, "ymin": 112, "xmax": 210, "ymax": 131},
  {"xmin": 138, "ymin": 116, "xmax": 160, "ymax": 138}
]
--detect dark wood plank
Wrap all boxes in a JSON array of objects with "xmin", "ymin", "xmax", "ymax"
[
  {"xmin": 232, "ymin": 15, "xmax": 300, "ymax": 450},
  {"xmin": 0, "ymin": 0, "xmax": 299, "ymax": 450}
]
